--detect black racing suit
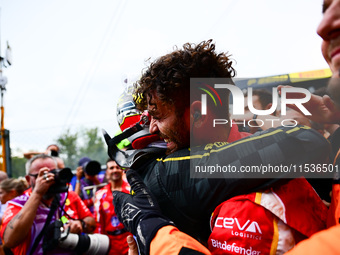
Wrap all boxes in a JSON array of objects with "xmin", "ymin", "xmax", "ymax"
[{"xmin": 135, "ymin": 126, "xmax": 330, "ymax": 242}]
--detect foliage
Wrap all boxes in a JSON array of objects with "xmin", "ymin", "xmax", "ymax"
[
  {"xmin": 56, "ymin": 127, "xmax": 107, "ymax": 170},
  {"xmin": 57, "ymin": 129, "xmax": 79, "ymax": 169},
  {"xmin": 11, "ymin": 156, "xmax": 26, "ymax": 178},
  {"xmin": 79, "ymin": 127, "xmax": 107, "ymax": 164}
]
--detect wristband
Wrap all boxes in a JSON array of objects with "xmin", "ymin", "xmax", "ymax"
[{"xmin": 76, "ymin": 180, "xmax": 80, "ymax": 183}]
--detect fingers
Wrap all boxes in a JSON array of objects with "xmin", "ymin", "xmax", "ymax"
[
  {"xmin": 323, "ymin": 95, "xmax": 337, "ymax": 112},
  {"xmin": 76, "ymin": 167, "xmax": 83, "ymax": 178},
  {"xmin": 43, "ymin": 172, "xmax": 50, "ymax": 182},
  {"xmin": 277, "ymin": 85, "xmax": 293, "ymax": 96},
  {"xmin": 126, "ymin": 170, "xmax": 149, "ymax": 194},
  {"xmin": 38, "ymin": 168, "xmax": 54, "ymax": 183},
  {"xmin": 125, "ymin": 170, "xmax": 160, "ymax": 211},
  {"xmin": 66, "ymin": 220, "xmax": 83, "ymax": 235},
  {"xmin": 112, "ymin": 190, "xmax": 126, "ymax": 204},
  {"xmin": 127, "ymin": 235, "xmax": 138, "ymax": 255},
  {"xmin": 33, "ymin": 168, "xmax": 55, "ymax": 196}
]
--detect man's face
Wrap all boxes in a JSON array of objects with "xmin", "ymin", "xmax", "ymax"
[
  {"xmin": 317, "ymin": 0, "xmax": 340, "ymax": 77},
  {"xmin": 147, "ymin": 91, "xmax": 190, "ymax": 154},
  {"xmin": 244, "ymin": 95, "xmax": 263, "ymax": 113},
  {"xmin": 28, "ymin": 158, "xmax": 56, "ymax": 189},
  {"xmin": 106, "ymin": 161, "xmax": 123, "ymax": 182}
]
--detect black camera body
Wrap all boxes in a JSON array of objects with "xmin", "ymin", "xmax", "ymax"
[
  {"xmin": 49, "ymin": 149, "xmax": 59, "ymax": 157},
  {"xmin": 47, "ymin": 168, "xmax": 74, "ymax": 194},
  {"xmin": 82, "ymin": 160, "xmax": 101, "ymax": 176}
]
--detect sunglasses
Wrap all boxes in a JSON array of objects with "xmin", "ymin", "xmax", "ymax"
[{"xmin": 28, "ymin": 173, "xmax": 39, "ymax": 178}]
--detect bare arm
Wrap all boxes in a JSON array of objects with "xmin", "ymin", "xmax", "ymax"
[
  {"xmin": 74, "ymin": 167, "xmax": 83, "ymax": 196},
  {"xmin": 3, "ymin": 168, "xmax": 55, "ymax": 248},
  {"xmin": 82, "ymin": 216, "xmax": 96, "ymax": 233},
  {"xmin": 65, "ymin": 217, "xmax": 95, "ymax": 234}
]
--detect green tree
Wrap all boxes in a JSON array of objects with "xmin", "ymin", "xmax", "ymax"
[
  {"xmin": 56, "ymin": 127, "xmax": 107, "ymax": 169},
  {"xmin": 11, "ymin": 156, "xmax": 26, "ymax": 178},
  {"xmin": 79, "ymin": 127, "xmax": 107, "ymax": 165},
  {"xmin": 57, "ymin": 129, "xmax": 79, "ymax": 169}
]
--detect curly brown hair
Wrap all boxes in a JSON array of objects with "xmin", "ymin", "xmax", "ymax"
[{"xmin": 134, "ymin": 40, "xmax": 235, "ymax": 110}]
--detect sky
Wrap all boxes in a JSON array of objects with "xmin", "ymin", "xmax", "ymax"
[{"xmin": 0, "ymin": 0, "xmax": 330, "ymax": 156}]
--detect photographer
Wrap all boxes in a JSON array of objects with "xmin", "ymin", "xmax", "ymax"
[
  {"xmin": 0, "ymin": 154, "xmax": 96, "ymax": 255},
  {"xmin": 73, "ymin": 157, "xmax": 104, "ymax": 213},
  {"xmin": 45, "ymin": 144, "xmax": 65, "ymax": 169}
]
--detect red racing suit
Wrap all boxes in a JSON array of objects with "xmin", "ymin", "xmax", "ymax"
[
  {"xmin": 208, "ymin": 126, "xmax": 328, "ymax": 254},
  {"xmin": 209, "ymin": 178, "xmax": 327, "ymax": 254},
  {"xmin": 94, "ymin": 182, "xmax": 131, "ymax": 255},
  {"xmin": 63, "ymin": 190, "xmax": 94, "ymax": 221}
]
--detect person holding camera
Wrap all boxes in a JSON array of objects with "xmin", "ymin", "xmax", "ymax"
[
  {"xmin": 73, "ymin": 157, "xmax": 104, "ymax": 213},
  {"xmin": 23, "ymin": 144, "xmax": 65, "ymax": 170},
  {"xmin": 0, "ymin": 154, "xmax": 96, "ymax": 255}
]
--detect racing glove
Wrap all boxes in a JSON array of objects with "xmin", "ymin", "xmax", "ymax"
[{"xmin": 112, "ymin": 169, "xmax": 174, "ymax": 255}]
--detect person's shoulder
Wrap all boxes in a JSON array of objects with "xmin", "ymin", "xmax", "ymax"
[
  {"xmin": 95, "ymin": 184, "xmax": 110, "ymax": 197},
  {"xmin": 67, "ymin": 190, "xmax": 83, "ymax": 202},
  {"xmin": 157, "ymin": 148, "xmax": 191, "ymax": 161},
  {"xmin": 9, "ymin": 193, "xmax": 29, "ymax": 205}
]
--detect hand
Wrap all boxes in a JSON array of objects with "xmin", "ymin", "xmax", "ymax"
[
  {"xmin": 76, "ymin": 167, "xmax": 83, "ymax": 180},
  {"xmin": 82, "ymin": 216, "xmax": 96, "ymax": 233},
  {"xmin": 278, "ymin": 85, "xmax": 340, "ymax": 124},
  {"xmin": 65, "ymin": 220, "xmax": 83, "ymax": 235},
  {"xmin": 32, "ymin": 168, "xmax": 55, "ymax": 197},
  {"xmin": 127, "ymin": 235, "xmax": 138, "ymax": 255},
  {"xmin": 112, "ymin": 169, "xmax": 173, "ymax": 255}
]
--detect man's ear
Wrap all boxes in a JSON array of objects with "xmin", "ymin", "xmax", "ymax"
[
  {"xmin": 25, "ymin": 175, "xmax": 30, "ymax": 185},
  {"xmin": 265, "ymin": 103, "xmax": 272, "ymax": 110},
  {"xmin": 190, "ymin": 101, "xmax": 207, "ymax": 127}
]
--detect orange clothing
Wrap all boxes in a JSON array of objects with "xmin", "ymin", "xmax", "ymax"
[
  {"xmin": 150, "ymin": 226, "xmax": 211, "ymax": 255},
  {"xmin": 285, "ymin": 224, "xmax": 340, "ymax": 255}
]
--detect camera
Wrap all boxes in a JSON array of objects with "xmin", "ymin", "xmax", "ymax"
[
  {"xmin": 49, "ymin": 149, "xmax": 59, "ymax": 157},
  {"xmin": 78, "ymin": 157, "xmax": 102, "ymax": 176},
  {"xmin": 83, "ymin": 160, "xmax": 101, "ymax": 176},
  {"xmin": 43, "ymin": 220, "xmax": 110, "ymax": 254},
  {"xmin": 47, "ymin": 168, "xmax": 74, "ymax": 194}
]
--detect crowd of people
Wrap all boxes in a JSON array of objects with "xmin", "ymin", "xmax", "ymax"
[
  {"xmin": 0, "ymin": 144, "xmax": 131, "ymax": 255},
  {"xmin": 0, "ymin": 0, "xmax": 339, "ymax": 254}
]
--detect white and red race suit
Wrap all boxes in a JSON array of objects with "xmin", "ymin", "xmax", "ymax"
[
  {"xmin": 209, "ymin": 178, "xmax": 328, "ymax": 254},
  {"xmin": 94, "ymin": 181, "xmax": 131, "ymax": 255}
]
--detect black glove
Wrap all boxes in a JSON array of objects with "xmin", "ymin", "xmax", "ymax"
[{"xmin": 112, "ymin": 169, "xmax": 174, "ymax": 255}]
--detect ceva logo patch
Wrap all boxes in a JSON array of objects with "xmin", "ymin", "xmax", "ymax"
[{"xmin": 215, "ymin": 217, "xmax": 262, "ymax": 234}]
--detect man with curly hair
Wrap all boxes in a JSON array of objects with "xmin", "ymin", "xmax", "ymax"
[
  {"xmin": 111, "ymin": 40, "xmax": 330, "ymax": 255},
  {"xmin": 135, "ymin": 40, "xmax": 236, "ymax": 154}
]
